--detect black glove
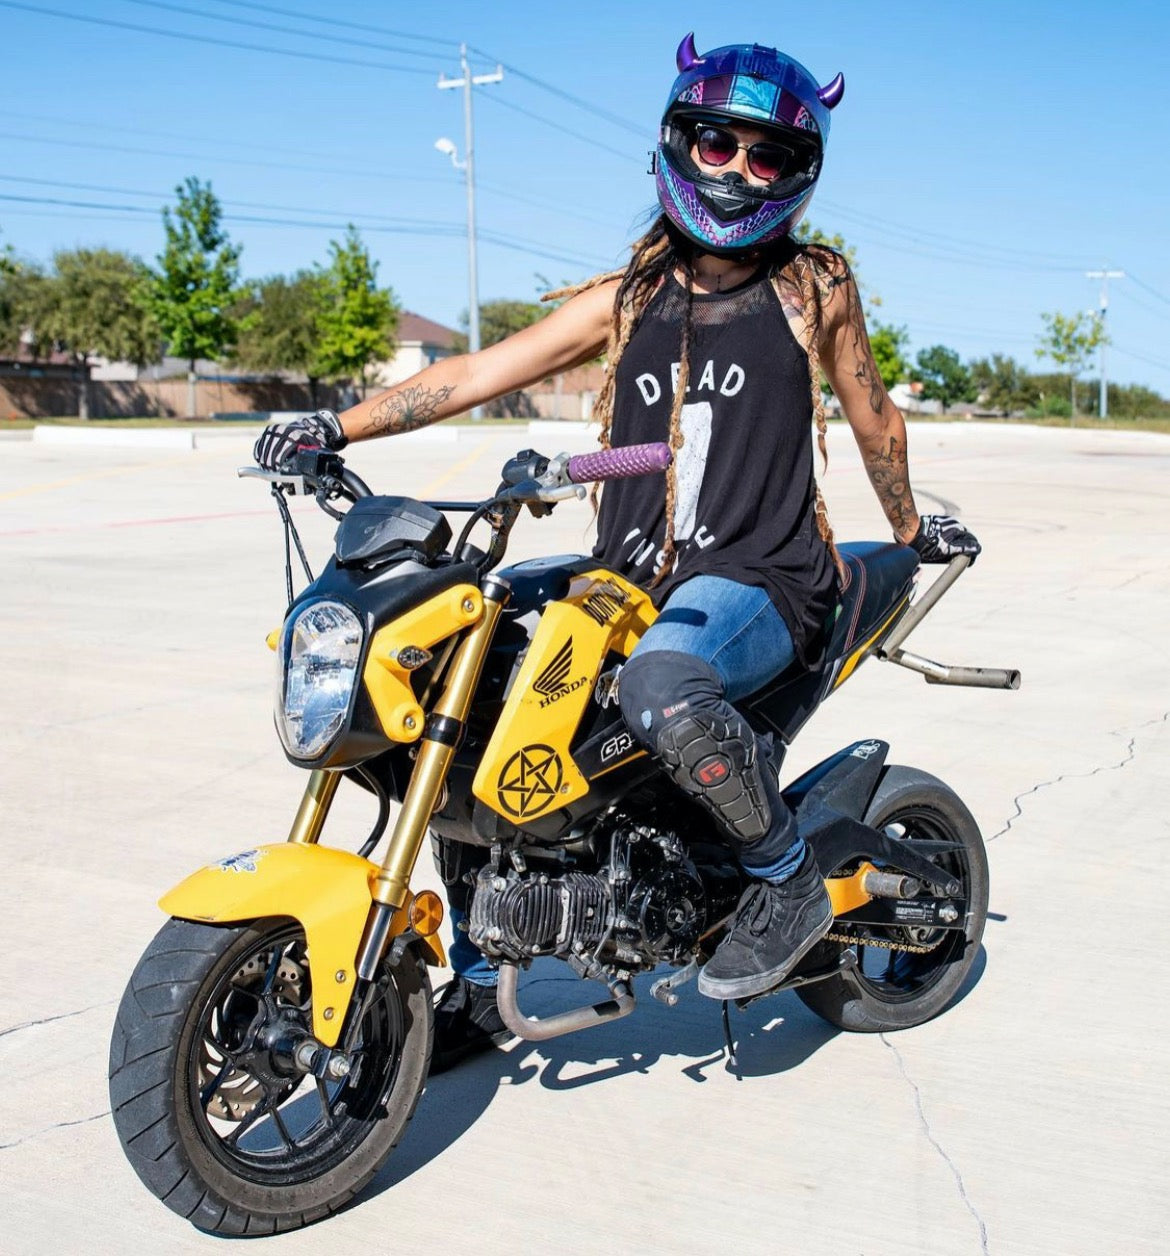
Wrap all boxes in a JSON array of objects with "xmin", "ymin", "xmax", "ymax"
[
  {"xmin": 253, "ymin": 409, "xmax": 348, "ymax": 472},
  {"xmin": 909, "ymin": 514, "xmax": 981, "ymax": 565}
]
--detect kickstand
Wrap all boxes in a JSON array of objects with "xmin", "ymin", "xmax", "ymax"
[{"xmin": 721, "ymin": 1000, "xmax": 741, "ymax": 1079}]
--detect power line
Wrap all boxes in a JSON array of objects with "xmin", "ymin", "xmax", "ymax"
[
  {"xmin": 817, "ymin": 198, "xmax": 1086, "ymax": 269},
  {"xmin": 1127, "ymin": 273, "xmax": 1170, "ymax": 308},
  {"xmin": 0, "ymin": 129, "xmax": 460, "ymax": 186},
  {"xmin": 121, "ymin": 0, "xmax": 449, "ymax": 63},
  {"xmin": 0, "ymin": 192, "xmax": 612, "ymax": 271},
  {"xmin": 203, "ymin": 0, "xmax": 459, "ymax": 48},
  {"xmin": 470, "ymin": 46, "xmax": 647, "ymax": 138},
  {"xmin": 1111, "ymin": 346, "xmax": 1170, "ymax": 373},
  {"xmin": 0, "ymin": 1, "xmax": 440, "ymax": 75},
  {"xmin": 480, "ymin": 92, "xmax": 642, "ymax": 166}
]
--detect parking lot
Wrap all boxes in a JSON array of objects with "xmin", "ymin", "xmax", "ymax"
[{"xmin": 1, "ymin": 419, "xmax": 1167, "ymax": 1255}]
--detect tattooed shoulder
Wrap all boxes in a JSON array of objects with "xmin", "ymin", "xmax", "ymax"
[{"xmin": 369, "ymin": 383, "xmax": 456, "ymax": 435}]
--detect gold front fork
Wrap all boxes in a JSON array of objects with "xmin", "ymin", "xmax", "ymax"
[
  {"xmin": 355, "ymin": 575, "xmax": 510, "ymax": 978},
  {"xmin": 287, "ymin": 769, "xmax": 342, "ymax": 844}
]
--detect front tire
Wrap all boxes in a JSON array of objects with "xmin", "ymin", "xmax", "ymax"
[
  {"xmin": 109, "ymin": 917, "xmax": 432, "ymax": 1235},
  {"xmin": 796, "ymin": 766, "xmax": 989, "ymax": 1033}
]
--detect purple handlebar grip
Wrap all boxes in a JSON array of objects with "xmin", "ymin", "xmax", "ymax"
[{"xmin": 567, "ymin": 442, "xmax": 673, "ymax": 484}]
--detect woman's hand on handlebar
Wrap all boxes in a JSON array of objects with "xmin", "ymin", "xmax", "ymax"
[
  {"xmin": 253, "ymin": 409, "xmax": 348, "ymax": 472},
  {"xmin": 909, "ymin": 514, "xmax": 982, "ymax": 565}
]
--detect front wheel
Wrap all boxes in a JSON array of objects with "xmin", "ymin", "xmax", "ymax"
[
  {"xmin": 109, "ymin": 917, "xmax": 432, "ymax": 1235},
  {"xmin": 797, "ymin": 766, "xmax": 989, "ymax": 1033}
]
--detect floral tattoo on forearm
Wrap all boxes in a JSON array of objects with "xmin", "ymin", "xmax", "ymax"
[
  {"xmin": 369, "ymin": 384, "xmax": 455, "ymax": 434},
  {"xmin": 865, "ymin": 434, "xmax": 916, "ymax": 538}
]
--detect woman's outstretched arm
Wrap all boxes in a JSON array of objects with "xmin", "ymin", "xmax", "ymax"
[{"xmin": 338, "ymin": 280, "xmax": 619, "ymax": 442}]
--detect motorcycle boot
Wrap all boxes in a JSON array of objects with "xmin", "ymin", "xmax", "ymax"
[
  {"xmin": 618, "ymin": 650, "xmax": 832, "ymax": 1000},
  {"xmin": 430, "ymin": 976, "xmax": 512, "ymax": 1075}
]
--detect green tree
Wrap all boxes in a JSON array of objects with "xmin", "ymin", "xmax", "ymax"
[
  {"xmin": 44, "ymin": 248, "xmax": 159, "ymax": 417},
  {"xmin": 869, "ymin": 320, "xmax": 910, "ymax": 390},
  {"xmin": 968, "ymin": 354, "xmax": 1039, "ymax": 414},
  {"xmin": 915, "ymin": 344, "xmax": 975, "ymax": 413},
  {"xmin": 151, "ymin": 177, "xmax": 242, "ymax": 414},
  {"xmin": 453, "ymin": 298, "xmax": 547, "ymax": 354},
  {"xmin": 314, "ymin": 226, "xmax": 398, "ymax": 398},
  {"xmin": 793, "ymin": 222, "xmax": 858, "ymax": 271},
  {"xmin": 0, "ymin": 256, "xmax": 52, "ymax": 358},
  {"xmin": 231, "ymin": 270, "xmax": 328, "ymax": 405},
  {"xmin": 1035, "ymin": 310, "xmax": 1107, "ymax": 418}
]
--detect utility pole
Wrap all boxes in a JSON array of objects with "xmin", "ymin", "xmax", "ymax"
[
  {"xmin": 1086, "ymin": 268, "xmax": 1125, "ymax": 419},
  {"xmin": 438, "ymin": 45, "xmax": 503, "ymax": 420}
]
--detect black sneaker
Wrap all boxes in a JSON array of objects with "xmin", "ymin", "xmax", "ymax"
[
  {"xmin": 429, "ymin": 976, "xmax": 512, "ymax": 1075},
  {"xmin": 697, "ymin": 851, "xmax": 833, "ymax": 1001}
]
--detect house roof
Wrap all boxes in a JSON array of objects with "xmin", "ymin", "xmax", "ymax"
[{"xmin": 398, "ymin": 311, "xmax": 458, "ymax": 349}]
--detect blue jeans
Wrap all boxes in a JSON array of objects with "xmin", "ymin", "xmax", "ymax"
[{"xmin": 449, "ymin": 576, "xmax": 800, "ymax": 985}]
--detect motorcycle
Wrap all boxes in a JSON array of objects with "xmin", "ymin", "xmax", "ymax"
[{"xmin": 109, "ymin": 440, "xmax": 1019, "ymax": 1235}]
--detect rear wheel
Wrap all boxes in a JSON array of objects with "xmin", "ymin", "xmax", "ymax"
[
  {"xmin": 796, "ymin": 766, "xmax": 988, "ymax": 1032},
  {"xmin": 109, "ymin": 917, "xmax": 431, "ymax": 1235}
]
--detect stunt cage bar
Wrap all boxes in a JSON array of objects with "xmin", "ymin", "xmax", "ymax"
[{"xmin": 879, "ymin": 555, "xmax": 1020, "ymax": 691}]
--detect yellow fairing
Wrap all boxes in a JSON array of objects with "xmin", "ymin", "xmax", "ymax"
[
  {"xmin": 473, "ymin": 570, "xmax": 656, "ymax": 824},
  {"xmin": 363, "ymin": 583, "xmax": 483, "ymax": 742},
  {"xmin": 159, "ymin": 843, "xmax": 446, "ymax": 1047}
]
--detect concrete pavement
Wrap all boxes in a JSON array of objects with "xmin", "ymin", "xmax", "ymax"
[{"xmin": 1, "ymin": 421, "xmax": 1167, "ymax": 1255}]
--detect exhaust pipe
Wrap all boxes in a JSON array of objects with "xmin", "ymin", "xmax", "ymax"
[{"xmin": 495, "ymin": 961, "xmax": 636, "ymax": 1042}]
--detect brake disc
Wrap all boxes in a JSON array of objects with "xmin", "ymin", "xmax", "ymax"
[{"xmin": 198, "ymin": 950, "xmax": 306, "ymax": 1122}]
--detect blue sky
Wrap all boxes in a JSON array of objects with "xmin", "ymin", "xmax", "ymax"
[{"xmin": 2, "ymin": 0, "xmax": 1169, "ymax": 394}]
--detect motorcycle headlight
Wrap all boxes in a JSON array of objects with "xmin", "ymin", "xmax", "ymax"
[{"xmin": 277, "ymin": 600, "xmax": 363, "ymax": 759}]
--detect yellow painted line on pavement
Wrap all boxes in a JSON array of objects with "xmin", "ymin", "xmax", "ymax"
[
  {"xmin": 414, "ymin": 436, "xmax": 498, "ymax": 498},
  {"xmin": 0, "ymin": 453, "xmax": 195, "ymax": 501}
]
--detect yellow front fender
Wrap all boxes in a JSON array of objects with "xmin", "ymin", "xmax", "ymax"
[{"xmin": 160, "ymin": 844, "xmax": 446, "ymax": 1047}]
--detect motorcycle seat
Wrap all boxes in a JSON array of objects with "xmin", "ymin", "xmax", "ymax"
[{"xmin": 824, "ymin": 541, "xmax": 920, "ymax": 666}]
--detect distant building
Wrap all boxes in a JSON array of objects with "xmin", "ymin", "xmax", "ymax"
[{"xmin": 371, "ymin": 311, "xmax": 458, "ymax": 389}]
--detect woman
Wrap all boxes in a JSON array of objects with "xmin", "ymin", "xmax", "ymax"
[{"xmin": 255, "ymin": 34, "xmax": 981, "ymax": 1068}]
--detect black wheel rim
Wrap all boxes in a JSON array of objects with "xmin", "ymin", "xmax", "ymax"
[
  {"xmin": 845, "ymin": 806, "xmax": 974, "ymax": 1004},
  {"xmin": 187, "ymin": 923, "xmax": 406, "ymax": 1186}
]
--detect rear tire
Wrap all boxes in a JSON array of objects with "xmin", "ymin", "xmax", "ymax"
[
  {"xmin": 109, "ymin": 917, "xmax": 432, "ymax": 1235},
  {"xmin": 796, "ymin": 766, "xmax": 988, "ymax": 1033}
]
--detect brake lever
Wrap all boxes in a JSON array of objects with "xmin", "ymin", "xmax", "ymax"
[{"xmin": 237, "ymin": 466, "xmax": 311, "ymax": 495}]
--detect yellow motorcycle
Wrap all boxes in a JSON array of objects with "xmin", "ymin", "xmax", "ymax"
[{"xmin": 109, "ymin": 441, "xmax": 1018, "ymax": 1234}]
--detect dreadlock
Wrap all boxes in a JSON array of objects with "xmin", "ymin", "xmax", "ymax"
[{"xmin": 544, "ymin": 215, "xmax": 844, "ymax": 584}]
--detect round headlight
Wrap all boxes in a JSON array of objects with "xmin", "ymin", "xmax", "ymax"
[{"xmin": 277, "ymin": 600, "xmax": 363, "ymax": 759}]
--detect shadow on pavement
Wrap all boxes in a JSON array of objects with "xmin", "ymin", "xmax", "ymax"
[{"xmin": 360, "ymin": 964, "xmax": 841, "ymax": 1203}]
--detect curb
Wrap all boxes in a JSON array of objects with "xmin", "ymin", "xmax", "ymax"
[{"xmin": 33, "ymin": 425, "xmax": 196, "ymax": 450}]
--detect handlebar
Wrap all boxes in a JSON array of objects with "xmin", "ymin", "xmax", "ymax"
[{"xmin": 566, "ymin": 442, "xmax": 672, "ymax": 484}]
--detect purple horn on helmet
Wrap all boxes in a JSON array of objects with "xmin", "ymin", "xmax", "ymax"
[
  {"xmin": 676, "ymin": 32, "xmax": 705, "ymax": 73},
  {"xmin": 817, "ymin": 72, "xmax": 845, "ymax": 109}
]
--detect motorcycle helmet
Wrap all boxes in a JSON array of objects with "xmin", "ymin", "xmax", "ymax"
[{"xmin": 655, "ymin": 33, "xmax": 844, "ymax": 255}]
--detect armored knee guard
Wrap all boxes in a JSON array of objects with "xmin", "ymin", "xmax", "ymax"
[{"xmin": 618, "ymin": 650, "xmax": 778, "ymax": 848}]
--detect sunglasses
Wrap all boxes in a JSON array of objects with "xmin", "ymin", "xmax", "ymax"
[{"xmin": 691, "ymin": 124, "xmax": 804, "ymax": 184}]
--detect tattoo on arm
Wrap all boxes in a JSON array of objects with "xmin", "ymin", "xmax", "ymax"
[
  {"xmin": 865, "ymin": 435, "xmax": 916, "ymax": 537},
  {"xmin": 368, "ymin": 384, "xmax": 455, "ymax": 435},
  {"xmin": 843, "ymin": 281, "xmax": 886, "ymax": 416}
]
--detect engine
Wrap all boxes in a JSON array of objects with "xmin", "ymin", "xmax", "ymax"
[{"xmin": 467, "ymin": 823, "xmax": 740, "ymax": 970}]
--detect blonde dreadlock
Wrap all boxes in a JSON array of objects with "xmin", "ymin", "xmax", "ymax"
[{"xmin": 544, "ymin": 217, "xmax": 844, "ymax": 586}]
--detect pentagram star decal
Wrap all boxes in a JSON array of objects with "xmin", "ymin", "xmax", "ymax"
[{"xmin": 497, "ymin": 744, "xmax": 564, "ymax": 818}]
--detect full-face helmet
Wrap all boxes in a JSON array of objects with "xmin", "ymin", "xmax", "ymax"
[{"xmin": 655, "ymin": 33, "xmax": 844, "ymax": 255}]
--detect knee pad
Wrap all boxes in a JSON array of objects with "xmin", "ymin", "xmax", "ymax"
[
  {"xmin": 617, "ymin": 650, "xmax": 773, "ymax": 844},
  {"xmin": 657, "ymin": 708, "xmax": 773, "ymax": 844}
]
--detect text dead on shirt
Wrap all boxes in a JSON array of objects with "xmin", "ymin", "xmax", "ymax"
[{"xmin": 635, "ymin": 359, "xmax": 747, "ymax": 406}]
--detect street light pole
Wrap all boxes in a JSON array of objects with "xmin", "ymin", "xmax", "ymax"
[
  {"xmin": 1085, "ymin": 268, "xmax": 1125, "ymax": 419},
  {"xmin": 438, "ymin": 45, "xmax": 502, "ymax": 420}
]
